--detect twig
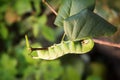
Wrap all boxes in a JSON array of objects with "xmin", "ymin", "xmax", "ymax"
[
  {"xmin": 42, "ymin": 0, "xmax": 120, "ymax": 48},
  {"xmin": 42, "ymin": 0, "xmax": 58, "ymax": 15},
  {"xmin": 31, "ymin": 47, "xmax": 48, "ymax": 51},
  {"xmin": 93, "ymin": 39, "xmax": 120, "ymax": 48}
]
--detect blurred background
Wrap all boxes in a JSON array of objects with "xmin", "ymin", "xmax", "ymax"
[{"xmin": 0, "ymin": 0, "xmax": 120, "ymax": 80}]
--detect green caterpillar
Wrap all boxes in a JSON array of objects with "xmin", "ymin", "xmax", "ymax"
[{"xmin": 25, "ymin": 35, "xmax": 94, "ymax": 60}]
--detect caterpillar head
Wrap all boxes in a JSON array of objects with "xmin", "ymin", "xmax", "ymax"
[{"xmin": 81, "ymin": 38, "xmax": 94, "ymax": 53}]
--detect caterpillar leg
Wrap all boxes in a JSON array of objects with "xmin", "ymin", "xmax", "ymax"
[
  {"xmin": 31, "ymin": 51, "xmax": 42, "ymax": 59},
  {"xmin": 32, "ymin": 56, "xmax": 41, "ymax": 59}
]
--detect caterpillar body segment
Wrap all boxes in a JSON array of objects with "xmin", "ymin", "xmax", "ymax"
[{"xmin": 32, "ymin": 38, "xmax": 94, "ymax": 60}]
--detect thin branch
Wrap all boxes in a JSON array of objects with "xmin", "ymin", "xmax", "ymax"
[
  {"xmin": 42, "ymin": 0, "xmax": 58, "ymax": 15},
  {"xmin": 42, "ymin": 0, "xmax": 120, "ymax": 48},
  {"xmin": 31, "ymin": 47, "xmax": 48, "ymax": 51},
  {"xmin": 93, "ymin": 39, "xmax": 120, "ymax": 48}
]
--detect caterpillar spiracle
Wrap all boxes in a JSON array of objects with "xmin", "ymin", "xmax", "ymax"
[{"xmin": 25, "ymin": 35, "xmax": 94, "ymax": 60}]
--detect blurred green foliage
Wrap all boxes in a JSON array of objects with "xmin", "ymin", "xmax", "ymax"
[
  {"xmin": 0, "ymin": 0, "xmax": 120, "ymax": 80},
  {"xmin": 0, "ymin": 54, "xmax": 17, "ymax": 80}
]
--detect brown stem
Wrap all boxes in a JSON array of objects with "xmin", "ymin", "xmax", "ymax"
[
  {"xmin": 42, "ymin": 0, "xmax": 58, "ymax": 15},
  {"xmin": 42, "ymin": 0, "xmax": 120, "ymax": 48},
  {"xmin": 31, "ymin": 47, "xmax": 48, "ymax": 51},
  {"xmin": 93, "ymin": 39, "xmax": 120, "ymax": 48}
]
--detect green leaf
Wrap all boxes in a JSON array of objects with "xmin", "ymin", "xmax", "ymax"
[
  {"xmin": 14, "ymin": 0, "xmax": 32, "ymax": 15},
  {"xmin": 23, "ymin": 66, "xmax": 36, "ymax": 80},
  {"xmin": 41, "ymin": 25, "xmax": 56, "ymax": 42},
  {"xmin": 0, "ymin": 23, "xmax": 8, "ymax": 40},
  {"xmin": 37, "ymin": 15, "xmax": 47, "ymax": 25},
  {"xmin": 40, "ymin": 60, "xmax": 63, "ymax": 80},
  {"xmin": 62, "ymin": 66, "xmax": 80, "ymax": 80},
  {"xmin": 33, "ymin": 23, "xmax": 40, "ymax": 37},
  {"xmin": 32, "ymin": 15, "xmax": 47, "ymax": 37},
  {"xmin": 64, "ymin": 9, "xmax": 117, "ymax": 40},
  {"xmin": 90, "ymin": 62, "xmax": 106, "ymax": 76},
  {"xmin": 86, "ymin": 75, "xmax": 102, "ymax": 80},
  {"xmin": 23, "ymin": 60, "xmax": 63, "ymax": 80},
  {"xmin": 0, "ymin": 54, "xmax": 17, "ymax": 71},
  {"xmin": 0, "ymin": 54, "xmax": 17, "ymax": 80},
  {"xmin": 33, "ymin": 0, "xmax": 41, "ymax": 15},
  {"xmin": 54, "ymin": 0, "xmax": 95, "ymax": 27}
]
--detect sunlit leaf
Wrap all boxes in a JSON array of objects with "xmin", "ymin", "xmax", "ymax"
[
  {"xmin": 33, "ymin": 23, "xmax": 40, "ymax": 37},
  {"xmin": 0, "ymin": 23, "xmax": 8, "ymax": 40},
  {"xmin": 14, "ymin": 0, "xmax": 32, "ymax": 15},
  {"xmin": 37, "ymin": 15, "xmax": 47, "ymax": 25}
]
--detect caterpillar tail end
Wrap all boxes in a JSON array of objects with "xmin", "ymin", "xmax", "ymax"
[{"xmin": 25, "ymin": 35, "xmax": 32, "ymax": 53}]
